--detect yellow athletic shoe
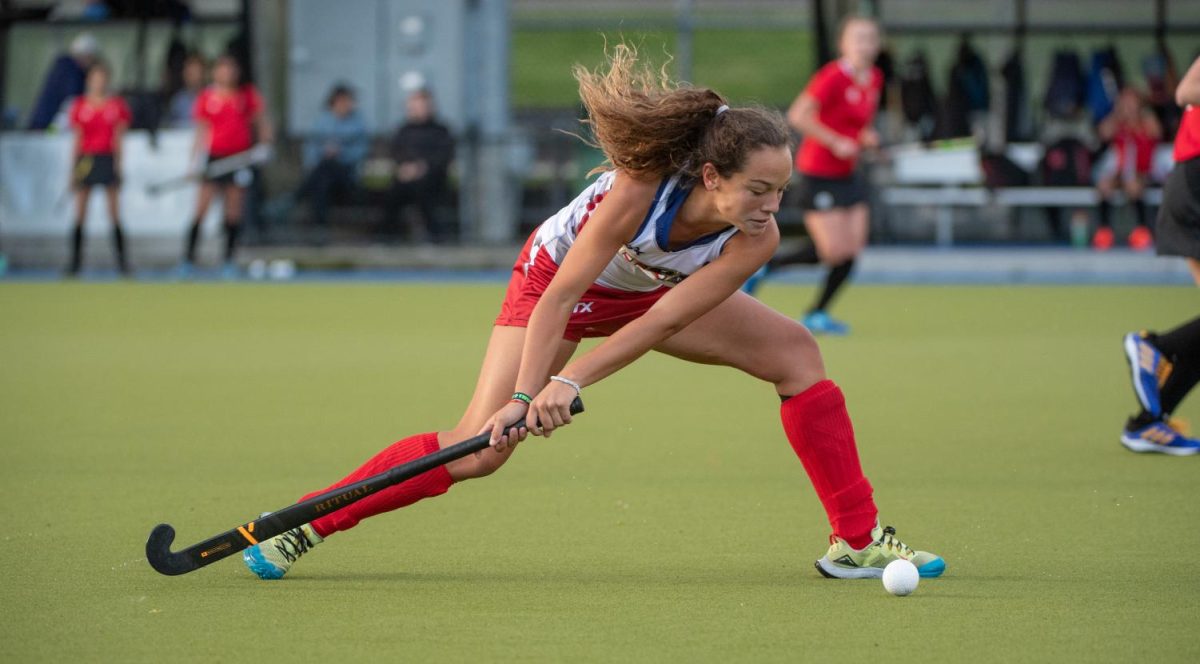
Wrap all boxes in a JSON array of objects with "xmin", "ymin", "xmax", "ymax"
[{"xmin": 815, "ymin": 524, "xmax": 945, "ymax": 579}]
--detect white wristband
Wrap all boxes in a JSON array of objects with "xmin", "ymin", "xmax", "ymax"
[{"xmin": 549, "ymin": 375, "xmax": 582, "ymax": 396}]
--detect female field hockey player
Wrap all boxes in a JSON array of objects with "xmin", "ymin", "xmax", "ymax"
[
  {"xmin": 1118, "ymin": 55, "xmax": 1200, "ymax": 455},
  {"xmin": 243, "ymin": 44, "xmax": 945, "ymax": 581},
  {"xmin": 66, "ymin": 62, "xmax": 132, "ymax": 276},
  {"xmin": 179, "ymin": 55, "xmax": 272, "ymax": 276},
  {"xmin": 743, "ymin": 17, "xmax": 883, "ymax": 336}
]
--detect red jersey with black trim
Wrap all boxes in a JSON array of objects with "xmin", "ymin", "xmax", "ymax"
[
  {"xmin": 194, "ymin": 85, "xmax": 262, "ymax": 157},
  {"xmin": 1174, "ymin": 105, "xmax": 1200, "ymax": 162},
  {"xmin": 69, "ymin": 96, "xmax": 131, "ymax": 155},
  {"xmin": 796, "ymin": 60, "xmax": 882, "ymax": 178}
]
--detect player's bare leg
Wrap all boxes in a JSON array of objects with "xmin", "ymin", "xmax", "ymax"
[
  {"xmin": 180, "ymin": 182, "xmax": 217, "ymax": 274},
  {"xmin": 802, "ymin": 207, "xmax": 861, "ymax": 334},
  {"xmin": 221, "ymin": 184, "xmax": 245, "ymax": 277},
  {"xmin": 103, "ymin": 185, "xmax": 128, "ymax": 275},
  {"xmin": 443, "ymin": 325, "xmax": 577, "ymax": 480},
  {"xmin": 67, "ymin": 188, "xmax": 90, "ymax": 275},
  {"xmin": 655, "ymin": 292, "xmax": 945, "ymax": 578}
]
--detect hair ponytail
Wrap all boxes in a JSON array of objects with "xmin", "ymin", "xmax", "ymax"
[{"xmin": 574, "ymin": 44, "xmax": 788, "ymax": 181}]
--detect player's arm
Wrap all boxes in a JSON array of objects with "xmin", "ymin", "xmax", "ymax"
[
  {"xmin": 554, "ymin": 222, "xmax": 779, "ymax": 394},
  {"xmin": 254, "ymin": 107, "xmax": 274, "ymax": 146},
  {"xmin": 788, "ymin": 91, "xmax": 856, "ymax": 158},
  {"xmin": 484, "ymin": 171, "xmax": 656, "ymax": 445},
  {"xmin": 112, "ymin": 116, "xmax": 129, "ymax": 173},
  {"xmin": 1175, "ymin": 56, "xmax": 1200, "ymax": 107}
]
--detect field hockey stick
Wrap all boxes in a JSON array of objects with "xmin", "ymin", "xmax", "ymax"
[
  {"xmin": 146, "ymin": 396, "xmax": 584, "ymax": 576},
  {"xmin": 145, "ymin": 144, "xmax": 272, "ymax": 196}
]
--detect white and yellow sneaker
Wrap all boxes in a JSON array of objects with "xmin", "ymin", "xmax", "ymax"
[
  {"xmin": 815, "ymin": 524, "xmax": 945, "ymax": 579},
  {"xmin": 243, "ymin": 521, "xmax": 323, "ymax": 580}
]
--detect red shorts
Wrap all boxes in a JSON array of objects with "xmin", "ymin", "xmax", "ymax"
[{"xmin": 495, "ymin": 233, "xmax": 669, "ymax": 342}]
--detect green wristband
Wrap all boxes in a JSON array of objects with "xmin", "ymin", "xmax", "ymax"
[{"xmin": 511, "ymin": 392, "xmax": 533, "ymax": 405}]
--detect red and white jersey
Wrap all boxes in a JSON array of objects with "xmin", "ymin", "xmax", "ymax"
[{"xmin": 529, "ymin": 170, "xmax": 738, "ymax": 293}]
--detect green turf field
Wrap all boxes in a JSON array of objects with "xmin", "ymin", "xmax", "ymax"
[
  {"xmin": 512, "ymin": 30, "xmax": 814, "ymax": 108},
  {"xmin": 1, "ymin": 283, "xmax": 1197, "ymax": 662}
]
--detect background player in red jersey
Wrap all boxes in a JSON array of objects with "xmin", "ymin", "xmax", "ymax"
[
  {"xmin": 66, "ymin": 61, "xmax": 131, "ymax": 276},
  {"xmin": 1094, "ymin": 87, "xmax": 1162, "ymax": 251},
  {"xmin": 239, "ymin": 44, "xmax": 944, "ymax": 583},
  {"xmin": 744, "ymin": 16, "xmax": 882, "ymax": 336},
  {"xmin": 1118, "ymin": 55, "xmax": 1200, "ymax": 456},
  {"xmin": 179, "ymin": 55, "xmax": 272, "ymax": 276}
]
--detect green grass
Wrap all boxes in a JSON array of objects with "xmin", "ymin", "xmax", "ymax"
[
  {"xmin": 1, "ymin": 283, "xmax": 1198, "ymax": 662},
  {"xmin": 511, "ymin": 30, "xmax": 813, "ymax": 108}
]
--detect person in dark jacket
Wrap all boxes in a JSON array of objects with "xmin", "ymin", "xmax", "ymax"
[
  {"xmin": 382, "ymin": 89, "xmax": 455, "ymax": 243},
  {"xmin": 28, "ymin": 33, "xmax": 98, "ymax": 130}
]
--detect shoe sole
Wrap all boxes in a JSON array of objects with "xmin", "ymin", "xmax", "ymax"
[
  {"xmin": 814, "ymin": 556, "xmax": 945, "ymax": 579},
  {"xmin": 1123, "ymin": 334, "xmax": 1160, "ymax": 416},
  {"xmin": 1120, "ymin": 434, "xmax": 1200, "ymax": 456}
]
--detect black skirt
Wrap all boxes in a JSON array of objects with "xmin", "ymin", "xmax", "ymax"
[
  {"xmin": 1156, "ymin": 156, "xmax": 1200, "ymax": 260},
  {"xmin": 794, "ymin": 172, "xmax": 869, "ymax": 212},
  {"xmin": 75, "ymin": 154, "xmax": 118, "ymax": 187}
]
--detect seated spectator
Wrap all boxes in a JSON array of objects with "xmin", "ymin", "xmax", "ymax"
[
  {"xmin": 382, "ymin": 88, "xmax": 455, "ymax": 243},
  {"xmin": 28, "ymin": 33, "xmax": 98, "ymax": 130},
  {"xmin": 1094, "ymin": 87, "xmax": 1162, "ymax": 251},
  {"xmin": 297, "ymin": 84, "xmax": 369, "ymax": 234},
  {"xmin": 165, "ymin": 53, "xmax": 207, "ymax": 129}
]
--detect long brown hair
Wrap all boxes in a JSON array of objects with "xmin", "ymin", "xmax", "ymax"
[{"xmin": 574, "ymin": 43, "xmax": 790, "ymax": 180}]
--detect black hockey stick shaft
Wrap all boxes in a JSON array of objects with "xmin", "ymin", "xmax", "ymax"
[{"xmin": 146, "ymin": 397, "xmax": 583, "ymax": 576}]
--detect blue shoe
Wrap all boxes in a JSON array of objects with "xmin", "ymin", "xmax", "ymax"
[
  {"xmin": 1120, "ymin": 420, "xmax": 1200, "ymax": 456},
  {"xmin": 741, "ymin": 265, "xmax": 769, "ymax": 295},
  {"xmin": 1123, "ymin": 332, "xmax": 1171, "ymax": 417},
  {"xmin": 243, "ymin": 520, "xmax": 323, "ymax": 580},
  {"xmin": 802, "ymin": 310, "xmax": 850, "ymax": 336}
]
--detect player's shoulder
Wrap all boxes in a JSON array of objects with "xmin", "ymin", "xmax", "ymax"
[{"xmin": 606, "ymin": 169, "xmax": 661, "ymax": 201}]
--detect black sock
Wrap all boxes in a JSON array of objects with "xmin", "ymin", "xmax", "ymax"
[
  {"xmin": 1149, "ymin": 316, "xmax": 1200, "ymax": 361},
  {"xmin": 185, "ymin": 218, "xmax": 201, "ymax": 263},
  {"xmin": 809, "ymin": 258, "xmax": 855, "ymax": 314},
  {"xmin": 111, "ymin": 224, "xmax": 128, "ymax": 272},
  {"xmin": 224, "ymin": 222, "xmax": 241, "ymax": 262},
  {"xmin": 1160, "ymin": 363, "xmax": 1200, "ymax": 416},
  {"xmin": 769, "ymin": 239, "xmax": 820, "ymax": 270},
  {"xmin": 1098, "ymin": 200, "xmax": 1111, "ymax": 228},
  {"xmin": 1133, "ymin": 199, "xmax": 1149, "ymax": 227},
  {"xmin": 68, "ymin": 224, "xmax": 84, "ymax": 273},
  {"xmin": 1150, "ymin": 316, "xmax": 1200, "ymax": 415}
]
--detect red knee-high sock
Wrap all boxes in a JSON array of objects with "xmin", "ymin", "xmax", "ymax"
[
  {"xmin": 780, "ymin": 380, "xmax": 877, "ymax": 549},
  {"xmin": 302, "ymin": 432, "xmax": 454, "ymax": 538}
]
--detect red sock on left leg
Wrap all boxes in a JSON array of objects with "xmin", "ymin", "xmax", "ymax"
[
  {"xmin": 781, "ymin": 380, "xmax": 877, "ymax": 549},
  {"xmin": 301, "ymin": 431, "xmax": 454, "ymax": 538}
]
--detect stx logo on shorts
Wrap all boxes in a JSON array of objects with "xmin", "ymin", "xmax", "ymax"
[{"xmin": 573, "ymin": 302, "xmax": 594, "ymax": 314}]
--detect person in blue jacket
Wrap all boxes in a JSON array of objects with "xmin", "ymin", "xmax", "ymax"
[
  {"xmin": 28, "ymin": 33, "xmax": 99, "ymax": 130},
  {"xmin": 297, "ymin": 83, "xmax": 369, "ymax": 234}
]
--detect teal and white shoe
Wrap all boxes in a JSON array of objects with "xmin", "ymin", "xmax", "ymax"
[
  {"xmin": 802, "ymin": 310, "xmax": 850, "ymax": 336},
  {"xmin": 243, "ymin": 522, "xmax": 323, "ymax": 580},
  {"xmin": 816, "ymin": 524, "xmax": 945, "ymax": 579}
]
